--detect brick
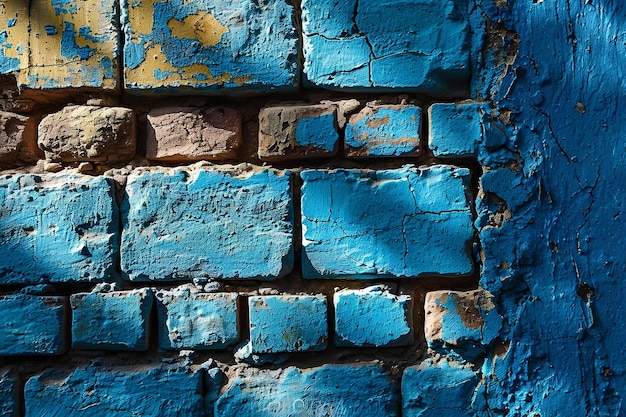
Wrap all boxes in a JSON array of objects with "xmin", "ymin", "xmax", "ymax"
[
  {"xmin": 0, "ymin": 174, "xmax": 119, "ymax": 284},
  {"xmin": 301, "ymin": 165, "xmax": 474, "ymax": 279},
  {"xmin": 70, "ymin": 289, "xmax": 153, "ymax": 351},
  {"xmin": 24, "ymin": 363, "xmax": 206, "ymax": 417},
  {"xmin": 429, "ymin": 102, "xmax": 489, "ymax": 158},
  {"xmin": 248, "ymin": 295, "xmax": 327, "ymax": 353},
  {"xmin": 156, "ymin": 286, "xmax": 239, "ymax": 350},
  {"xmin": 0, "ymin": 111, "xmax": 38, "ymax": 165},
  {"xmin": 121, "ymin": 0, "xmax": 298, "ymax": 93},
  {"xmin": 121, "ymin": 164, "xmax": 293, "ymax": 281},
  {"xmin": 215, "ymin": 364, "xmax": 398, "ymax": 416},
  {"xmin": 0, "ymin": 295, "xmax": 67, "ymax": 356},
  {"xmin": 27, "ymin": 0, "xmax": 120, "ymax": 90},
  {"xmin": 345, "ymin": 104, "xmax": 421, "ymax": 157},
  {"xmin": 146, "ymin": 107, "xmax": 241, "ymax": 162},
  {"xmin": 38, "ymin": 105, "xmax": 136, "ymax": 163},
  {"xmin": 0, "ymin": 369, "xmax": 18, "ymax": 416},
  {"xmin": 402, "ymin": 360, "xmax": 479, "ymax": 417},
  {"xmin": 424, "ymin": 289, "xmax": 501, "ymax": 360},
  {"xmin": 301, "ymin": 0, "xmax": 470, "ymax": 95},
  {"xmin": 0, "ymin": 1, "xmax": 29, "ymax": 75},
  {"xmin": 334, "ymin": 285, "xmax": 413, "ymax": 347},
  {"xmin": 258, "ymin": 104, "xmax": 339, "ymax": 161}
]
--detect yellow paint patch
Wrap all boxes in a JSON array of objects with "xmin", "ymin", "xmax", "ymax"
[
  {"xmin": 0, "ymin": 1, "xmax": 29, "ymax": 69},
  {"xmin": 168, "ymin": 13, "xmax": 228, "ymax": 47}
]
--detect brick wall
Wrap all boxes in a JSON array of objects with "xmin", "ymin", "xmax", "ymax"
[{"xmin": 1, "ymin": 0, "xmax": 625, "ymax": 416}]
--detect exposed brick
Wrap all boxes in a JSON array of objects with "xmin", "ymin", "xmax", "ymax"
[
  {"xmin": 70, "ymin": 289, "xmax": 153, "ymax": 351},
  {"xmin": 345, "ymin": 104, "xmax": 421, "ymax": 157},
  {"xmin": 27, "ymin": 0, "xmax": 120, "ymax": 90},
  {"xmin": 155, "ymin": 286, "xmax": 239, "ymax": 350},
  {"xmin": 424, "ymin": 289, "xmax": 501, "ymax": 360},
  {"xmin": 0, "ymin": 111, "xmax": 38, "ymax": 165},
  {"xmin": 429, "ymin": 102, "xmax": 489, "ymax": 158},
  {"xmin": 38, "ymin": 105, "xmax": 136, "ymax": 163},
  {"xmin": 0, "ymin": 369, "xmax": 18, "ymax": 417},
  {"xmin": 121, "ymin": 164, "xmax": 294, "ymax": 281},
  {"xmin": 258, "ymin": 104, "xmax": 339, "ymax": 161},
  {"xmin": 0, "ymin": 295, "xmax": 67, "ymax": 356},
  {"xmin": 24, "ymin": 363, "xmax": 206, "ymax": 416},
  {"xmin": 402, "ymin": 360, "xmax": 479, "ymax": 417},
  {"xmin": 248, "ymin": 295, "xmax": 328, "ymax": 353},
  {"xmin": 215, "ymin": 364, "xmax": 398, "ymax": 416},
  {"xmin": 301, "ymin": 165, "xmax": 474, "ymax": 278},
  {"xmin": 121, "ymin": 0, "xmax": 299, "ymax": 93},
  {"xmin": 301, "ymin": 0, "xmax": 470, "ymax": 95},
  {"xmin": 334, "ymin": 285, "xmax": 413, "ymax": 347},
  {"xmin": 146, "ymin": 106, "xmax": 241, "ymax": 162},
  {"xmin": 0, "ymin": 174, "xmax": 119, "ymax": 284}
]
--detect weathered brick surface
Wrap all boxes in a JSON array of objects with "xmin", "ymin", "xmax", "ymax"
[
  {"xmin": 27, "ymin": 0, "xmax": 120, "ymax": 90},
  {"xmin": 0, "ymin": 1, "xmax": 29, "ymax": 75},
  {"xmin": 0, "ymin": 369, "xmax": 18, "ymax": 416},
  {"xmin": 424, "ymin": 289, "xmax": 501, "ymax": 360},
  {"xmin": 301, "ymin": 165, "xmax": 474, "ymax": 278},
  {"xmin": 345, "ymin": 104, "xmax": 421, "ymax": 157},
  {"xmin": 0, "ymin": 111, "xmax": 38, "ymax": 165},
  {"xmin": 24, "ymin": 364, "xmax": 206, "ymax": 416},
  {"xmin": 0, "ymin": 174, "xmax": 119, "ymax": 284},
  {"xmin": 402, "ymin": 360, "xmax": 479, "ymax": 417},
  {"xmin": 301, "ymin": 0, "xmax": 470, "ymax": 94},
  {"xmin": 215, "ymin": 364, "xmax": 398, "ymax": 416},
  {"xmin": 121, "ymin": 0, "xmax": 299, "ymax": 92},
  {"xmin": 258, "ymin": 104, "xmax": 339, "ymax": 161},
  {"xmin": 146, "ymin": 107, "xmax": 242, "ymax": 162},
  {"xmin": 334, "ymin": 285, "xmax": 413, "ymax": 347},
  {"xmin": 0, "ymin": 295, "xmax": 67, "ymax": 356},
  {"xmin": 70, "ymin": 289, "xmax": 153, "ymax": 351},
  {"xmin": 248, "ymin": 295, "xmax": 328, "ymax": 353},
  {"xmin": 121, "ymin": 164, "xmax": 294, "ymax": 281},
  {"xmin": 156, "ymin": 286, "xmax": 239, "ymax": 350},
  {"xmin": 429, "ymin": 102, "xmax": 488, "ymax": 158},
  {"xmin": 38, "ymin": 105, "xmax": 136, "ymax": 163}
]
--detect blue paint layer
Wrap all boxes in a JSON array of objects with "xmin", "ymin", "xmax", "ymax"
[
  {"xmin": 214, "ymin": 364, "xmax": 398, "ymax": 416},
  {"xmin": 0, "ymin": 295, "xmax": 67, "ymax": 356},
  {"xmin": 121, "ymin": 166, "xmax": 294, "ymax": 281},
  {"xmin": 402, "ymin": 360, "xmax": 478, "ymax": 417},
  {"xmin": 429, "ymin": 102, "xmax": 489, "ymax": 158},
  {"xmin": 334, "ymin": 285, "xmax": 413, "ymax": 347},
  {"xmin": 156, "ymin": 286, "xmax": 239, "ymax": 350},
  {"xmin": 248, "ymin": 295, "xmax": 328, "ymax": 353},
  {"xmin": 301, "ymin": 165, "xmax": 474, "ymax": 278},
  {"xmin": 301, "ymin": 0, "xmax": 470, "ymax": 95},
  {"xmin": 0, "ymin": 369, "xmax": 18, "ymax": 417},
  {"xmin": 345, "ymin": 105, "xmax": 421, "ymax": 157},
  {"xmin": 294, "ymin": 113, "xmax": 338, "ymax": 150},
  {"xmin": 0, "ymin": 174, "xmax": 119, "ymax": 284},
  {"xmin": 24, "ymin": 364, "xmax": 205, "ymax": 416},
  {"xmin": 70, "ymin": 289, "xmax": 153, "ymax": 351}
]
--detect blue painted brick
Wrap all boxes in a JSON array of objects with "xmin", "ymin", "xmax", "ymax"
[
  {"xmin": 121, "ymin": 0, "xmax": 299, "ymax": 93},
  {"xmin": 301, "ymin": 165, "xmax": 474, "ymax": 278},
  {"xmin": 345, "ymin": 104, "xmax": 421, "ymax": 157},
  {"xmin": 429, "ymin": 102, "xmax": 489, "ymax": 158},
  {"xmin": 121, "ymin": 165, "xmax": 294, "ymax": 281},
  {"xmin": 215, "ymin": 364, "xmax": 398, "ymax": 416},
  {"xmin": 258, "ymin": 104, "xmax": 339, "ymax": 161},
  {"xmin": 301, "ymin": 0, "xmax": 470, "ymax": 95},
  {"xmin": 156, "ymin": 286, "xmax": 239, "ymax": 350},
  {"xmin": 424, "ymin": 289, "xmax": 502, "ymax": 360},
  {"xmin": 24, "ymin": 363, "xmax": 205, "ymax": 417},
  {"xmin": 70, "ymin": 289, "xmax": 153, "ymax": 351},
  {"xmin": 0, "ymin": 174, "xmax": 119, "ymax": 284},
  {"xmin": 334, "ymin": 285, "xmax": 413, "ymax": 347},
  {"xmin": 0, "ymin": 295, "xmax": 67, "ymax": 356},
  {"xmin": 402, "ymin": 360, "xmax": 479, "ymax": 416},
  {"xmin": 0, "ymin": 369, "xmax": 19, "ymax": 417},
  {"xmin": 248, "ymin": 295, "xmax": 328, "ymax": 353}
]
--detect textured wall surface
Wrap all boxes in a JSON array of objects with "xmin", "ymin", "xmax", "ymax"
[{"xmin": 0, "ymin": 0, "xmax": 624, "ymax": 416}]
